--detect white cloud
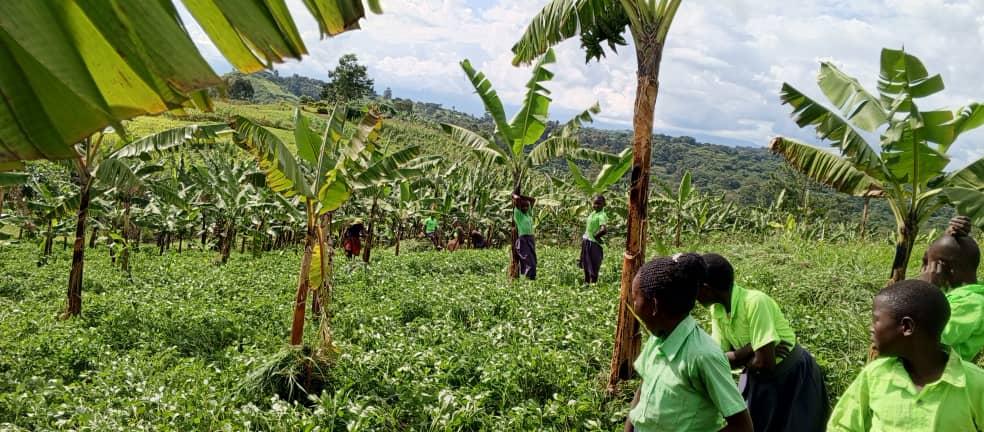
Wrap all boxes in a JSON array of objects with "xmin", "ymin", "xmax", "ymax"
[{"xmin": 182, "ymin": 0, "xmax": 984, "ymax": 166}]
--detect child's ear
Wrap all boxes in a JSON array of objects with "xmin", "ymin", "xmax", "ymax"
[{"xmin": 900, "ymin": 316, "xmax": 915, "ymax": 337}]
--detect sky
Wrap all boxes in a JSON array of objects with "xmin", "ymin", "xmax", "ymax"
[{"xmin": 182, "ymin": 0, "xmax": 984, "ymax": 169}]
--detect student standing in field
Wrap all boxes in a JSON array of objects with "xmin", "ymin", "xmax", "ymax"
[
  {"xmin": 828, "ymin": 279, "xmax": 984, "ymax": 431},
  {"xmin": 920, "ymin": 215, "xmax": 983, "ymax": 361},
  {"xmin": 512, "ymin": 186, "xmax": 537, "ymax": 280},
  {"xmin": 624, "ymin": 253, "xmax": 753, "ymax": 432},
  {"xmin": 697, "ymin": 253, "xmax": 829, "ymax": 432},
  {"xmin": 578, "ymin": 195, "xmax": 608, "ymax": 284},
  {"xmin": 423, "ymin": 214, "xmax": 441, "ymax": 250},
  {"xmin": 470, "ymin": 229, "xmax": 488, "ymax": 249}
]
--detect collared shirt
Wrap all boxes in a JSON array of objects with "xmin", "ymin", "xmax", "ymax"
[
  {"xmin": 709, "ymin": 284, "xmax": 797, "ymax": 362},
  {"xmin": 944, "ymin": 284, "xmax": 984, "ymax": 361},
  {"xmin": 828, "ymin": 349, "xmax": 984, "ymax": 431},
  {"xmin": 630, "ymin": 315, "xmax": 747, "ymax": 432},
  {"xmin": 424, "ymin": 217, "xmax": 438, "ymax": 234},
  {"xmin": 514, "ymin": 208, "xmax": 533, "ymax": 236},
  {"xmin": 584, "ymin": 210, "xmax": 607, "ymax": 243}
]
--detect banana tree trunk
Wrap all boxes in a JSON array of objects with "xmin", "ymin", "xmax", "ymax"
[
  {"xmin": 860, "ymin": 197, "xmax": 870, "ymax": 240},
  {"xmin": 889, "ymin": 216, "xmax": 918, "ymax": 284},
  {"xmin": 290, "ymin": 204, "xmax": 317, "ymax": 346},
  {"xmin": 88, "ymin": 226, "xmax": 98, "ymax": 248},
  {"xmin": 201, "ymin": 217, "xmax": 207, "ymax": 246},
  {"xmin": 120, "ymin": 198, "xmax": 132, "ymax": 273},
  {"xmin": 0, "ymin": 187, "xmax": 5, "ymax": 219},
  {"xmin": 315, "ymin": 212, "xmax": 334, "ymax": 355},
  {"xmin": 43, "ymin": 219, "xmax": 54, "ymax": 256},
  {"xmin": 64, "ymin": 177, "xmax": 91, "ymax": 319},
  {"xmin": 395, "ymin": 218, "xmax": 402, "ymax": 256},
  {"xmin": 674, "ymin": 211, "xmax": 682, "ymax": 247},
  {"xmin": 363, "ymin": 196, "xmax": 378, "ymax": 264},
  {"xmin": 219, "ymin": 220, "xmax": 234, "ymax": 264},
  {"xmin": 609, "ymin": 43, "xmax": 663, "ymax": 390}
]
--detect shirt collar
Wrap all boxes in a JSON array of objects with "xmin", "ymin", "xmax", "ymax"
[
  {"xmin": 723, "ymin": 284, "xmax": 745, "ymax": 320},
  {"xmin": 658, "ymin": 315, "xmax": 697, "ymax": 361},
  {"xmin": 888, "ymin": 348, "xmax": 967, "ymax": 391}
]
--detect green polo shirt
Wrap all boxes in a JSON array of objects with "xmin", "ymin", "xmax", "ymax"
[
  {"xmin": 584, "ymin": 210, "xmax": 607, "ymax": 243},
  {"xmin": 514, "ymin": 208, "xmax": 533, "ymax": 236},
  {"xmin": 709, "ymin": 284, "xmax": 797, "ymax": 363},
  {"xmin": 943, "ymin": 284, "xmax": 984, "ymax": 361},
  {"xmin": 828, "ymin": 349, "xmax": 984, "ymax": 431},
  {"xmin": 630, "ymin": 315, "xmax": 747, "ymax": 432},
  {"xmin": 424, "ymin": 217, "xmax": 438, "ymax": 234}
]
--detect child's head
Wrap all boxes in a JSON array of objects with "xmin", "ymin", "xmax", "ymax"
[
  {"xmin": 592, "ymin": 195, "xmax": 606, "ymax": 211},
  {"xmin": 919, "ymin": 231, "xmax": 979, "ymax": 290},
  {"xmin": 518, "ymin": 198, "xmax": 531, "ymax": 212},
  {"xmin": 697, "ymin": 253, "xmax": 734, "ymax": 307},
  {"xmin": 632, "ymin": 253, "xmax": 706, "ymax": 333},
  {"xmin": 871, "ymin": 279, "xmax": 950, "ymax": 357}
]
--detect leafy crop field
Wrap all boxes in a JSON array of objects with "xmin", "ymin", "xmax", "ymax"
[{"xmin": 0, "ymin": 236, "xmax": 945, "ymax": 431}]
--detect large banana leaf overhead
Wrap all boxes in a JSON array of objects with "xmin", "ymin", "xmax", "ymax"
[{"xmin": 0, "ymin": 0, "xmax": 381, "ymax": 167}]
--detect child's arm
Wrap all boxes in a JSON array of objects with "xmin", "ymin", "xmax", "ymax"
[
  {"xmin": 720, "ymin": 410, "xmax": 753, "ymax": 432},
  {"xmin": 623, "ymin": 384, "xmax": 641, "ymax": 432},
  {"xmin": 748, "ymin": 342, "xmax": 777, "ymax": 371},
  {"xmin": 726, "ymin": 344, "xmax": 754, "ymax": 369}
]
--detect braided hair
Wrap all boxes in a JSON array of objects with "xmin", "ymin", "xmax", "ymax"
[{"xmin": 637, "ymin": 253, "xmax": 707, "ymax": 316}]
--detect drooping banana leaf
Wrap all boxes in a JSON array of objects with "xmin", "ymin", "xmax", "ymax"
[
  {"xmin": 232, "ymin": 115, "xmax": 314, "ymax": 199},
  {"xmin": 0, "ymin": 0, "xmax": 378, "ymax": 164},
  {"xmin": 510, "ymin": 49, "xmax": 556, "ymax": 153},
  {"xmin": 459, "ymin": 59, "xmax": 515, "ymax": 145},
  {"xmin": 817, "ymin": 62, "xmax": 888, "ymax": 132},
  {"xmin": 769, "ymin": 137, "xmax": 884, "ymax": 197}
]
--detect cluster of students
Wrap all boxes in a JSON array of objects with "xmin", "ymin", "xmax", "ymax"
[{"xmin": 624, "ymin": 216, "xmax": 984, "ymax": 432}]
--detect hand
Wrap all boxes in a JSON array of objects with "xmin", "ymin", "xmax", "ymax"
[{"xmin": 948, "ymin": 215, "xmax": 973, "ymax": 236}]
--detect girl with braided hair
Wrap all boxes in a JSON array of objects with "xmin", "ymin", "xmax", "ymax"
[
  {"xmin": 624, "ymin": 253, "xmax": 753, "ymax": 432},
  {"xmin": 920, "ymin": 215, "xmax": 984, "ymax": 361}
]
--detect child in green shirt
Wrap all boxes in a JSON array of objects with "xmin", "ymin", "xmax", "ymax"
[
  {"xmin": 512, "ymin": 186, "xmax": 537, "ymax": 280},
  {"xmin": 697, "ymin": 253, "xmax": 829, "ymax": 432},
  {"xmin": 423, "ymin": 215, "xmax": 441, "ymax": 250},
  {"xmin": 578, "ymin": 195, "xmax": 608, "ymax": 284},
  {"xmin": 624, "ymin": 253, "xmax": 753, "ymax": 432},
  {"xmin": 920, "ymin": 215, "xmax": 983, "ymax": 361},
  {"xmin": 828, "ymin": 279, "xmax": 984, "ymax": 431}
]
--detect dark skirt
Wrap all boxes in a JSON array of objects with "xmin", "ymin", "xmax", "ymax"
[
  {"xmin": 740, "ymin": 344, "xmax": 830, "ymax": 432},
  {"xmin": 343, "ymin": 237, "xmax": 361, "ymax": 257},
  {"xmin": 514, "ymin": 235, "xmax": 537, "ymax": 280},
  {"xmin": 578, "ymin": 238, "xmax": 603, "ymax": 283}
]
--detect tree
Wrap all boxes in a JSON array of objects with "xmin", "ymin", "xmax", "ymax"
[
  {"xmin": 512, "ymin": 0, "xmax": 683, "ymax": 389},
  {"xmin": 320, "ymin": 54, "xmax": 375, "ymax": 103},
  {"xmin": 0, "ymin": 1, "xmax": 381, "ymax": 168},
  {"xmin": 228, "ymin": 78, "xmax": 255, "ymax": 101},
  {"xmin": 440, "ymin": 48, "xmax": 600, "ymax": 278},
  {"xmin": 233, "ymin": 106, "xmax": 386, "ymax": 352},
  {"xmin": 60, "ymin": 124, "xmax": 228, "ymax": 318},
  {"xmin": 770, "ymin": 48, "xmax": 984, "ymax": 283}
]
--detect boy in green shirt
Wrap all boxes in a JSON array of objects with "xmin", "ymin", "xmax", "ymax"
[
  {"xmin": 578, "ymin": 195, "xmax": 608, "ymax": 284},
  {"xmin": 625, "ymin": 253, "xmax": 753, "ymax": 432},
  {"xmin": 828, "ymin": 279, "xmax": 984, "ymax": 431},
  {"xmin": 920, "ymin": 215, "xmax": 983, "ymax": 361},
  {"xmin": 697, "ymin": 253, "xmax": 828, "ymax": 432},
  {"xmin": 512, "ymin": 186, "xmax": 537, "ymax": 280},
  {"xmin": 423, "ymin": 215, "xmax": 441, "ymax": 250}
]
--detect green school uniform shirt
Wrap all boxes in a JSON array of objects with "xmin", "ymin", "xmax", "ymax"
[
  {"xmin": 709, "ymin": 284, "xmax": 797, "ymax": 363},
  {"xmin": 827, "ymin": 349, "xmax": 984, "ymax": 431},
  {"xmin": 943, "ymin": 283, "xmax": 984, "ymax": 361},
  {"xmin": 424, "ymin": 217, "xmax": 438, "ymax": 234},
  {"xmin": 584, "ymin": 210, "xmax": 608, "ymax": 243},
  {"xmin": 630, "ymin": 315, "xmax": 747, "ymax": 432},
  {"xmin": 514, "ymin": 208, "xmax": 533, "ymax": 236}
]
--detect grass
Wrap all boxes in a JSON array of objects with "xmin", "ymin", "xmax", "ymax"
[{"xmin": 0, "ymin": 234, "xmax": 976, "ymax": 430}]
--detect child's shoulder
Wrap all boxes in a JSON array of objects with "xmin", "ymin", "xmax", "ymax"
[
  {"xmin": 959, "ymin": 358, "xmax": 984, "ymax": 387},
  {"xmin": 686, "ymin": 325, "xmax": 731, "ymax": 362}
]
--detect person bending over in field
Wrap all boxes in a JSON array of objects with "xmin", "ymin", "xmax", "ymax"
[
  {"xmin": 624, "ymin": 253, "xmax": 753, "ymax": 432},
  {"xmin": 920, "ymin": 215, "xmax": 983, "ymax": 361},
  {"xmin": 828, "ymin": 279, "xmax": 984, "ymax": 431},
  {"xmin": 470, "ymin": 229, "xmax": 488, "ymax": 249},
  {"xmin": 578, "ymin": 195, "xmax": 608, "ymax": 284},
  {"xmin": 343, "ymin": 220, "xmax": 365, "ymax": 259},
  {"xmin": 697, "ymin": 253, "xmax": 829, "ymax": 432},
  {"xmin": 512, "ymin": 186, "xmax": 537, "ymax": 280}
]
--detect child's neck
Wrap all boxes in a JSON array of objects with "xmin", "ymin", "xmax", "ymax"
[
  {"xmin": 899, "ymin": 345, "xmax": 948, "ymax": 390},
  {"xmin": 652, "ymin": 314, "xmax": 688, "ymax": 338}
]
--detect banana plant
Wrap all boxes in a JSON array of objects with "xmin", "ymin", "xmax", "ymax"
[
  {"xmin": 770, "ymin": 48, "xmax": 984, "ymax": 282},
  {"xmin": 441, "ymin": 48, "xmax": 600, "ymax": 277},
  {"xmin": 232, "ymin": 106, "xmax": 381, "ymax": 351},
  {"xmin": 654, "ymin": 171, "xmax": 698, "ymax": 247}
]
